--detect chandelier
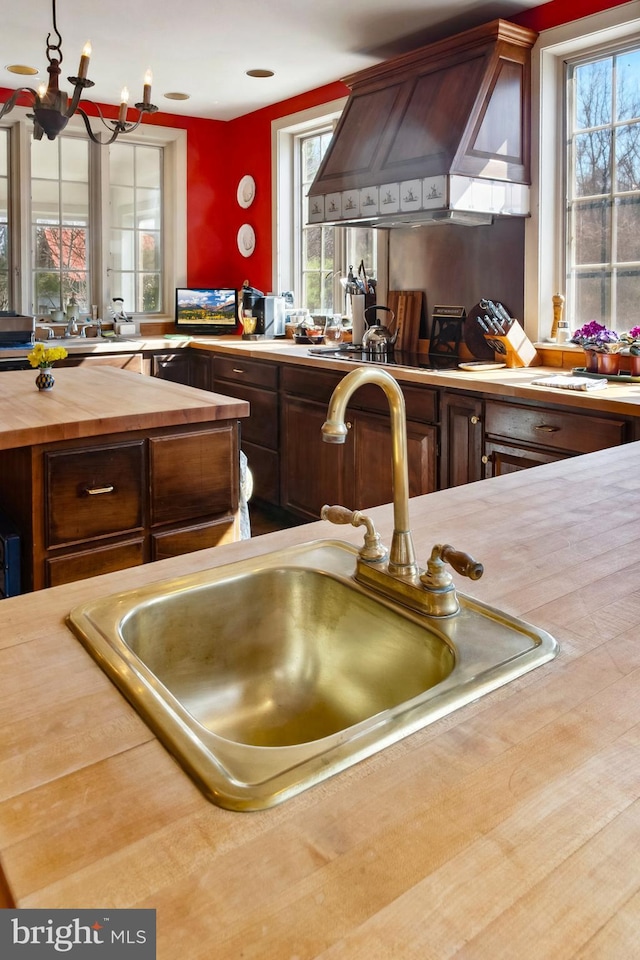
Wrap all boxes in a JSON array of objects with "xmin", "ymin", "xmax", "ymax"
[{"xmin": 0, "ymin": 0, "xmax": 158, "ymax": 143}]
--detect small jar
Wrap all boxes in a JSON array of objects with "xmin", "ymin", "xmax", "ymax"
[{"xmin": 556, "ymin": 319, "xmax": 571, "ymax": 344}]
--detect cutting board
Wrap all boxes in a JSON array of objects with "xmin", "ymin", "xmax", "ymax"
[{"xmin": 387, "ymin": 291, "xmax": 423, "ymax": 353}]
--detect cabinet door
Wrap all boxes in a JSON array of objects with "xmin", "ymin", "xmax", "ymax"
[
  {"xmin": 149, "ymin": 426, "xmax": 238, "ymax": 525},
  {"xmin": 151, "ymin": 352, "xmax": 191, "ymax": 384},
  {"xmin": 440, "ymin": 392, "xmax": 483, "ymax": 488},
  {"xmin": 483, "ymin": 440, "xmax": 568, "ymax": 477},
  {"xmin": 215, "ymin": 379, "xmax": 278, "ymax": 450},
  {"xmin": 190, "ymin": 351, "xmax": 213, "ymax": 391},
  {"xmin": 280, "ymin": 396, "xmax": 350, "ymax": 519},
  {"xmin": 353, "ymin": 411, "xmax": 437, "ymax": 508}
]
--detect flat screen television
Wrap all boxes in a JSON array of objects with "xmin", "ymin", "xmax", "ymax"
[{"xmin": 175, "ymin": 287, "xmax": 238, "ymax": 335}]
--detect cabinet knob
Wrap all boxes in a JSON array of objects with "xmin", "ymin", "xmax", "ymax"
[
  {"xmin": 470, "ymin": 415, "xmax": 480, "ymax": 425},
  {"xmin": 481, "ymin": 455, "xmax": 489, "ymax": 464}
]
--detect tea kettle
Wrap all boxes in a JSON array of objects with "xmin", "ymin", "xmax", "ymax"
[{"xmin": 361, "ymin": 305, "xmax": 398, "ymax": 354}]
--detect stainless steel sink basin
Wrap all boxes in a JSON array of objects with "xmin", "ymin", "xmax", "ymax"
[{"xmin": 67, "ymin": 540, "xmax": 558, "ymax": 810}]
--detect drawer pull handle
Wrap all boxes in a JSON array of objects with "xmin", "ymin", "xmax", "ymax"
[
  {"xmin": 83, "ymin": 484, "xmax": 115, "ymax": 496},
  {"xmin": 535, "ymin": 424, "xmax": 560, "ymax": 433},
  {"xmin": 232, "ymin": 368, "xmax": 245, "ymax": 374}
]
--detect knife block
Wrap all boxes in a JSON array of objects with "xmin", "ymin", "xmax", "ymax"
[{"xmin": 483, "ymin": 320, "xmax": 539, "ymax": 368}]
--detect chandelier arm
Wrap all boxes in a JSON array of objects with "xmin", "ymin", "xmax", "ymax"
[
  {"xmin": 0, "ymin": 88, "xmax": 39, "ymax": 121},
  {"xmin": 74, "ymin": 107, "xmax": 123, "ymax": 146}
]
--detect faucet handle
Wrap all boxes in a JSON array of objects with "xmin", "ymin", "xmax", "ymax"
[
  {"xmin": 321, "ymin": 504, "xmax": 387, "ymax": 561},
  {"xmin": 439, "ymin": 544, "xmax": 484, "ymax": 581}
]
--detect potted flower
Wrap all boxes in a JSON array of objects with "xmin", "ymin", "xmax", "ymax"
[
  {"xmin": 621, "ymin": 325, "xmax": 640, "ymax": 376},
  {"xmin": 27, "ymin": 342, "xmax": 68, "ymax": 391},
  {"xmin": 570, "ymin": 321, "xmax": 622, "ymax": 374}
]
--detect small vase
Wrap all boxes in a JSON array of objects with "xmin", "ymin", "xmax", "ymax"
[
  {"xmin": 596, "ymin": 352, "xmax": 620, "ymax": 376},
  {"xmin": 35, "ymin": 367, "xmax": 55, "ymax": 391},
  {"xmin": 583, "ymin": 349, "xmax": 599, "ymax": 373}
]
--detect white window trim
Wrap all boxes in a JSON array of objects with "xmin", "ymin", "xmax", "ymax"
[
  {"xmin": 525, "ymin": 0, "xmax": 640, "ymax": 340},
  {"xmin": 272, "ymin": 98, "xmax": 346, "ymax": 298},
  {"xmin": 0, "ymin": 105, "xmax": 186, "ymax": 319},
  {"xmin": 272, "ymin": 100, "xmax": 388, "ymax": 308}
]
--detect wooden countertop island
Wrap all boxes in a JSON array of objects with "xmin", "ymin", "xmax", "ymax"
[
  {"xmin": 0, "ymin": 367, "xmax": 250, "ymax": 592},
  {"xmin": 1, "ymin": 439, "xmax": 639, "ymax": 957}
]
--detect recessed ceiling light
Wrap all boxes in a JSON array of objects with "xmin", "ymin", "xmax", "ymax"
[
  {"xmin": 6, "ymin": 64, "xmax": 39, "ymax": 76},
  {"xmin": 163, "ymin": 91, "xmax": 191, "ymax": 101},
  {"xmin": 246, "ymin": 69, "xmax": 274, "ymax": 78}
]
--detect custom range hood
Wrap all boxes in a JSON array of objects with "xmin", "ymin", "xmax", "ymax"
[{"xmin": 307, "ymin": 19, "xmax": 538, "ymax": 228}]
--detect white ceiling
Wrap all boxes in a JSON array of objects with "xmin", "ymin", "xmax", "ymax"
[{"xmin": 2, "ymin": 0, "xmax": 541, "ymax": 122}]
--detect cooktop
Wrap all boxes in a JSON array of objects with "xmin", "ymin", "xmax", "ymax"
[{"xmin": 308, "ymin": 346, "xmax": 460, "ymax": 371}]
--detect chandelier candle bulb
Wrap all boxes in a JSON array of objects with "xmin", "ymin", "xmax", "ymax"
[
  {"xmin": 143, "ymin": 70, "xmax": 153, "ymax": 106},
  {"xmin": 119, "ymin": 87, "xmax": 129, "ymax": 124},
  {"xmin": 78, "ymin": 40, "xmax": 91, "ymax": 80}
]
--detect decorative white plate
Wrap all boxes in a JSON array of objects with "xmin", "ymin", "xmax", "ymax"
[
  {"xmin": 237, "ymin": 175, "xmax": 256, "ymax": 209},
  {"xmin": 237, "ymin": 223, "xmax": 255, "ymax": 258},
  {"xmin": 458, "ymin": 361, "xmax": 506, "ymax": 371}
]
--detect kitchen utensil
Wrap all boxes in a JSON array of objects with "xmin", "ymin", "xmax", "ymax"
[{"xmin": 362, "ymin": 305, "xmax": 398, "ymax": 354}]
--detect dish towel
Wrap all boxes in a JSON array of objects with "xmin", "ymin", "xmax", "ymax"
[{"xmin": 530, "ymin": 375, "xmax": 608, "ymax": 391}]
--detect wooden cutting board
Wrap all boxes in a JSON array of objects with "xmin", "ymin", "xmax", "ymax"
[{"xmin": 387, "ymin": 290, "xmax": 423, "ymax": 353}]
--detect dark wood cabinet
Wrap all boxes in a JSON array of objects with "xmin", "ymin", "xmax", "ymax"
[
  {"xmin": 440, "ymin": 391, "xmax": 484, "ymax": 488},
  {"xmin": 483, "ymin": 399, "xmax": 630, "ymax": 477},
  {"xmin": 0, "ymin": 422, "xmax": 241, "ymax": 591},
  {"xmin": 212, "ymin": 355, "xmax": 280, "ymax": 505},
  {"xmin": 151, "ymin": 351, "xmax": 191, "ymax": 384},
  {"xmin": 280, "ymin": 365, "xmax": 438, "ymax": 520}
]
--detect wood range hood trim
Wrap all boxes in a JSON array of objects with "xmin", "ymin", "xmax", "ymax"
[{"xmin": 307, "ymin": 19, "xmax": 538, "ymax": 228}]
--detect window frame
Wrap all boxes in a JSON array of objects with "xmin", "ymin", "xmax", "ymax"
[
  {"xmin": 0, "ymin": 105, "xmax": 186, "ymax": 320},
  {"xmin": 525, "ymin": 3, "xmax": 640, "ymax": 341}
]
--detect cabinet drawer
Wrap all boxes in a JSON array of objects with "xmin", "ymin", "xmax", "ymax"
[
  {"xmin": 213, "ymin": 356, "xmax": 278, "ymax": 389},
  {"xmin": 151, "ymin": 517, "xmax": 237, "ymax": 561},
  {"xmin": 281, "ymin": 366, "xmax": 343, "ymax": 403},
  {"xmin": 46, "ymin": 538, "xmax": 145, "ymax": 587},
  {"xmin": 353, "ymin": 382, "xmax": 438, "ymax": 423},
  {"xmin": 484, "ymin": 401, "xmax": 627, "ymax": 454},
  {"xmin": 45, "ymin": 442, "xmax": 145, "ymax": 547}
]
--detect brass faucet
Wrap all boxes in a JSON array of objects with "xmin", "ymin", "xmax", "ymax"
[{"xmin": 321, "ymin": 366, "xmax": 483, "ymax": 616}]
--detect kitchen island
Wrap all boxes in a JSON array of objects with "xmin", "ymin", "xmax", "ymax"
[
  {"xmin": 1, "ymin": 438, "xmax": 639, "ymax": 957},
  {"xmin": 0, "ymin": 366, "xmax": 250, "ymax": 590}
]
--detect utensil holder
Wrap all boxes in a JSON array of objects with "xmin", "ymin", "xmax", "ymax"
[{"xmin": 483, "ymin": 320, "xmax": 538, "ymax": 368}]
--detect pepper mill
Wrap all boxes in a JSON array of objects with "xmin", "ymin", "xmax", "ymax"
[{"xmin": 551, "ymin": 293, "xmax": 565, "ymax": 340}]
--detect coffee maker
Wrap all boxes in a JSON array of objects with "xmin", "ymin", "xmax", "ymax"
[{"xmin": 241, "ymin": 284, "xmax": 285, "ymax": 338}]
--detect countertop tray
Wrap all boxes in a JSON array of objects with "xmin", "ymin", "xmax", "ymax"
[{"xmin": 573, "ymin": 366, "xmax": 640, "ymax": 383}]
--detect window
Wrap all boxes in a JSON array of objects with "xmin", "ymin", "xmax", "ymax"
[
  {"xmin": 566, "ymin": 46, "xmax": 640, "ymax": 329},
  {"xmin": 109, "ymin": 142, "xmax": 163, "ymax": 313},
  {"xmin": 0, "ymin": 108, "xmax": 185, "ymax": 319},
  {"xmin": 274, "ymin": 102, "xmax": 385, "ymax": 317},
  {"xmin": 0, "ymin": 128, "xmax": 8, "ymax": 309},
  {"xmin": 526, "ymin": 4, "xmax": 640, "ymax": 339},
  {"xmin": 31, "ymin": 136, "xmax": 90, "ymax": 315}
]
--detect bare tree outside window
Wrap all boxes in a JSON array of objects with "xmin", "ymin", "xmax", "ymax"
[{"xmin": 568, "ymin": 47, "xmax": 640, "ymax": 330}]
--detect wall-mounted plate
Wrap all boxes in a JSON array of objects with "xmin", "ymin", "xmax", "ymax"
[
  {"xmin": 237, "ymin": 175, "xmax": 256, "ymax": 209},
  {"xmin": 237, "ymin": 223, "xmax": 255, "ymax": 258}
]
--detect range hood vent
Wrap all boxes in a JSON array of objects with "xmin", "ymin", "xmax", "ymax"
[{"xmin": 307, "ymin": 19, "xmax": 538, "ymax": 228}]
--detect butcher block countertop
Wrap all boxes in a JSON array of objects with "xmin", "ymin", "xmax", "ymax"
[
  {"xmin": 0, "ymin": 366, "xmax": 249, "ymax": 450},
  {"xmin": 1, "ymin": 441, "xmax": 640, "ymax": 957}
]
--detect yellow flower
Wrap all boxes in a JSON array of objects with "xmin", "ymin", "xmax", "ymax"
[{"xmin": 27, "ymin": 343, "xmax": 68, "ymax": 368}]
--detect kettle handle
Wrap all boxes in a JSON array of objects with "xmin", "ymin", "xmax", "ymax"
[{"xmin": 364, "ymin": 304, "xmax": 395, "ymax": 328}]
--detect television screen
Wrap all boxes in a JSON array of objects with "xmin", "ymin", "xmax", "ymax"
[{"xmin": 175, "ymin": 288, "xmax": 238, "ymax": 335}]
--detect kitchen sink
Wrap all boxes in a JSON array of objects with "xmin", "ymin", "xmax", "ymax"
[{"xmin": 67, "ymin": 540, "xmax": 558, "ymax": 810}]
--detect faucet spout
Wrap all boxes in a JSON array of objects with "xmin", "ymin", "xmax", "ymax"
[{"xmin": 321, "ymin": 366, "xmax": 416, "ymax": 575}]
